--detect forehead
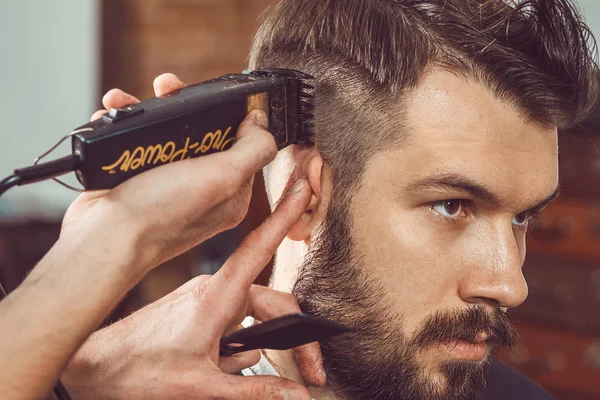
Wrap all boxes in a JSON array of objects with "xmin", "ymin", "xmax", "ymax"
[{"xmin": 368, "ymin": 68, "xmax": 559, "ymax": 205}]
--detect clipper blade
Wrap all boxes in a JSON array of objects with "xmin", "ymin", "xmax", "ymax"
[{"xmin": 295, "ymin": 78, "xmax": 316, "ymax": 146}]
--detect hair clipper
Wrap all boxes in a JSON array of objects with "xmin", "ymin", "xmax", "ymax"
[{"xmin": 67, "ymin": 68, "xmax": 315, "ymax": 190}]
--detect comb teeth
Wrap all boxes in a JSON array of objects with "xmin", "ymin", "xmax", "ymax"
[
  {"xmin": 300, "ymin": 100, "xmax": 315, "ymax": 110},
  {"xmin": 296, "ymin": 79, "xmax": 316, "ymax": 145}
]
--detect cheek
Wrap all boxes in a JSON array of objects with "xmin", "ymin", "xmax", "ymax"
[{"xmin": 350, "ymin": 196, "xmax": 466, "ymax": 331}]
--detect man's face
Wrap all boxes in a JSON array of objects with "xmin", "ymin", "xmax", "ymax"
[{"xmin": 292, "ymin": 69, "xmax": 559, "ymax": 399}]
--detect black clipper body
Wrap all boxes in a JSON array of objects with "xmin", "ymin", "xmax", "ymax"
[{"xmin": 71, "ymin": 69, "xmax": 315, "ymax": 190}]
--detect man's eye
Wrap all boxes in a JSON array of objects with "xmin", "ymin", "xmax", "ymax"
[
  {"xmin": 431, "ymin": 200, "xmax": 467, "ymax": 219},
  {"xmin": 512, "ymin": 212, "xmax": 529, "ymax": 226}
]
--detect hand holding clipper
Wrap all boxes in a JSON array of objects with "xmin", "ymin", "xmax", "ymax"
[{"xmin": 60, "ymin": 73, "xmax": 297, "ymax": 274}]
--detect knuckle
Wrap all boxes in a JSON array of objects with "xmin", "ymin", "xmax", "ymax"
[
  {"xmin": 262, "ymin": 380, "xmax": 297, "ymax": 400},
  {"xmin": 230, "ymin": 204, "xmax": 248, "ymax": 227},
  {"xmin": 206, "ymin": 382, "xmax": 229, "ymax": 400},
  {"xmin": 238, "ymin": 129, "xmax": 277, "ymax": 162},
  {"xmin": 189, "ymin": 276, "xmax": 212, "ymax": 300},
  {"xmin": 242, "ymin": 229, "xmax": 262, "ymax": 248},
  {"xmin": 204, "ymin": 160, "xmax": 243, "ymax": 199},
  {"xmin": 261, "ymin": 133, "xmax": 278, "ymax": 158},
  {"xmin": 237, "ymin": 117, "xmax": 255, "ymax": 132},
  {"xmin": 283, "ymin": 292, "xmax": 301, "ymax": 310},
  {"xmin": 221, "ymin": 172, "xmax": 243, "ymax": 198},
  {"xmin": 219, "ymin": 197, "xmax": 250, "ymax": 231},
  {"xmin": 248, "ymin": 384, "xmax": 271, "ymax": 399},
  {"xmin": 163, "ymin": 375, "xmax": 211, "ymax": 398},
  {"xmin": 191, "ymin": 274, "xmax": 211, "ymax": 285}
]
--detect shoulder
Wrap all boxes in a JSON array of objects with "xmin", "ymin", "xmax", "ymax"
[{"xmin": 478, "ymin": 360, "xmax": 556, "ymax": 400}]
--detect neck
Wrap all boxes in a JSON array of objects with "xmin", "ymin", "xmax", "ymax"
[
  {"xmin": 263, "ymin": 349, "xmax": 342, "ymax": 400},
  {"xmin": 270, "ymin": 237, "xmax": 305, "ymax": 292}
]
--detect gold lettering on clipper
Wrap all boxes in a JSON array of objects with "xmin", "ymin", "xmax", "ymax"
[{"xmin": 102, "ymin": 127, "xmax": 234, "ymax": 173}]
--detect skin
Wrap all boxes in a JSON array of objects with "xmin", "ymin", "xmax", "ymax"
[
  {"xmin": 264, "ymin": 68, "xmax": 560, "ymax": 399},
  {"xmin": 0, "ymin": 74, "xmax": 323, "ymax": 400}
]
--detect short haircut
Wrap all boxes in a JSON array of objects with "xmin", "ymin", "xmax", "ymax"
[{"xmin": 249, "ymin": 0, "xmax": 599, "ymax": 201}]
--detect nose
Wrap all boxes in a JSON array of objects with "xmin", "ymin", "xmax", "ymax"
[{"xmin": 458, "ymin": 222, "xmax": 529, "ymax": 309}]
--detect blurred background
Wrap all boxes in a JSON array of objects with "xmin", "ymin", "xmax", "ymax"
[{"xmin": 1, "ymin": 1, "xmax": 600, "ymax": 398}]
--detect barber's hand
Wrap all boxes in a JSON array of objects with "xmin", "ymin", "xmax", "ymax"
[
  {"xmin": 62, "ymin": 73, "xmax": 277, "ymax": 276},
  {"xmin": 62, "ymin": 177, "xmax": 322, "ymax": 399}
]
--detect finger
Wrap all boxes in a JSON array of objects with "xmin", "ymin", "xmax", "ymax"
[
  {"xmin": 248, "ymin": 285, "xmax": 326, "ymax": 387},
  {"xmin": 216, "ymin": 374, "xmax": 311, "ymax": 400},
  {"xmin": 226, "ymin": 110, "xmax": 278, "ymax": 182},
  {"xmin": 218, "ymin": 348, "xmax": 261, "ymax": 374},
  {"xmin": 150, "ymin": 275, "xmax": 212, "ymax": 309},
  {"xmin": 247, "ymin": 286, "xmax": 301, "ymax": 320},
  {"xmin": 102, "ymin": 88, "xmax": 140, "ymax": 111},
  {"xmin": 212, "ymin": 178, "xmax": 311, "ymax": 295},
  {"xmin": 153, "ymin": 73, "xmax": 186, "ymax": 97},
  {"xmin": 293, "ymin": 343, "xmax": 326, "ymax": 388},
  {"xmin": 90, "ymin": 109, "xmax": 108, "ymax": 122}
]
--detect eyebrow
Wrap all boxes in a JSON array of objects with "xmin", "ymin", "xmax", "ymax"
[{"xmin": 404, "ymin": 173, "xmax": 560, "ymax": 212}]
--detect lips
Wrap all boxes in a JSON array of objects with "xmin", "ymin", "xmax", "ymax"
[
  {"xmin": 408, "ymin": 306, "xmax": 518, "ymax": 359},
  {"xmin": 441, "ymin": 340, "xmax": 488, "ymax": 361},
  {"xmin": 437, "ymin": 331, "xmax": 490, "ymax": 361}
]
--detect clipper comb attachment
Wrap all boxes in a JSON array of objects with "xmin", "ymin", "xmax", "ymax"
[
  {"xmin": 297, "ymin": 83, "xmax": 316, "ymax": 146},
  {"xmin": 248, "ymin": 68, "xmax": 316, "ymax": 147}
]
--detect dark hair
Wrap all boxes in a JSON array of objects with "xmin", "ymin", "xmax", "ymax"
[{"xmin": 250, "ymin": 0, "xmax": 599, "ymax": 199}]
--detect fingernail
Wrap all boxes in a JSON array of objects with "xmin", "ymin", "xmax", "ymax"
[
  {"xmin": 292, "ymin": 179, "xmax": 306, "ymax": 194},
  {"xmin": 251, "ymin": 109, "xmax": 269, "ymax": 129}
]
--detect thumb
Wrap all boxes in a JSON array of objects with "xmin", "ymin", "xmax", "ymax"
[
  {"xmin": 226, "ymin": 110, "xmax": 278, "ymax": 178},
  {"xmin": 218, "ymin": 374, "xmax": 311, "ymax": 400}
]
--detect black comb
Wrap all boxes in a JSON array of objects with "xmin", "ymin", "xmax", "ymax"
[{"xmin": 220, "ymin": 313, "xmax": 350, "ymax": 357}]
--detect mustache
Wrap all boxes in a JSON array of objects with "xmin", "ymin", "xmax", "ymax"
[{"xmin": 410, "ymin": 305, "xmax": 518, "ymax": 354}]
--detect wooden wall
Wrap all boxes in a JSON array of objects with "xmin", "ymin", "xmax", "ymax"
[{"xmin": 102, "ymin": 0, "xmax": 278, "ymax": 98}]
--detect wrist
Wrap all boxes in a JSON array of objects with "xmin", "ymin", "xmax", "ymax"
[
  {"xmin": 57, "ymin": 211, "xmax": 150, "ymax": 284},
  {"xmin": 61, "ymin": 331, "xmax": 118, "ymax": 400},
  {"xmin": 61, "ymin": 340, "xmax": 98, "ymax": 399}
]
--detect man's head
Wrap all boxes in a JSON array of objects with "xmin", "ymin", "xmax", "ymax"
[{"xmin": 249, "ymin": 1, "xmax": 598, "ymax": 399}]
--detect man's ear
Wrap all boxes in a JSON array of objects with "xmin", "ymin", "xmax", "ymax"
[{"xmin": 287, "ymin": 154, "xmax": 325, "ymax": 242}]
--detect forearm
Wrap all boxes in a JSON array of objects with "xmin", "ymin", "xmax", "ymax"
[{"xmin": 0, "ymin": 225, "xmax": 144, "ymax": 399}]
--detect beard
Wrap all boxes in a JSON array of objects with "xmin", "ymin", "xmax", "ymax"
[{"xmin": 292, "ymin": 200, "xmax": 518, "ymax": 400}]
